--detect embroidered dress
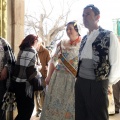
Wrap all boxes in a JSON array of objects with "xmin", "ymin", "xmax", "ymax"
[{"xmin": 40, "ymin": 40, "xmax": 80, "ymax": 120}]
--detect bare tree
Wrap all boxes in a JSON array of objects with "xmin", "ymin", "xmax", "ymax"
[{"xmin": 25, "ymin": 0, "xmax": 78, "ymax": 46}]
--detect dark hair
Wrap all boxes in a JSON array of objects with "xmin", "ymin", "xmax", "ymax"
[
  {"xmin": 66, "ymin": 21, "xmax": 80, "ymax": 36},
  {"xmin": 84, "ymin": 4, "xmax": 100, "ymax": 15},
  {"xmin": 19, "ymin": 34, "xmax": 38, "ymax": 50}
]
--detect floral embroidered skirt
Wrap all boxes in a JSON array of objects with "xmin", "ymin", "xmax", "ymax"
[{"xmin": 40, "ymin": 70, "xmax": 75, "ymax": 120}]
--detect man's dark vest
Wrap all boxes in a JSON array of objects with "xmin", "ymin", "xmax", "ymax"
[{"xmin": 77, "ymin": 27, "xmax": 111, "ymax": 81}]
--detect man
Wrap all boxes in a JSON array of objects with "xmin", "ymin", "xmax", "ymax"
[
  {"xmin": 113, "ymin": 80, "xmax": 120, "ymax": 114},
  {"xmin": 35, "ymin": 40, "xmax": 50, "ymax": 117},
  {"xmin": 75, "ymin": 4, "xmax": 120, "ymax": 120},
  {"xmin": 0, "ymin": 37, "xmax": 15, "ymax": 120}
]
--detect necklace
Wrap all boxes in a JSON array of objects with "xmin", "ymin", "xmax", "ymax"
[{"xmin": 70, "ymin": 36, "xmax": 81, "ymax": 45}]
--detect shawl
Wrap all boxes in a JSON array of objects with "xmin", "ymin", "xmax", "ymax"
[{"xmin": 13, "ymin": 47, "xmax": 41, "ymax": 97}]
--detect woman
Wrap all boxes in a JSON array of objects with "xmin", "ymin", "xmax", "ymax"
[
  {"xmin": 0, "ymin": 37, "xmax": 15, "ymax": 120},
  {"xmin": 12, "ymin": 34, "xmax": 42, "ymax": 120},
  {"xmin": 40, "ymin": 21, "xmax": 81, "ymax": 120}
]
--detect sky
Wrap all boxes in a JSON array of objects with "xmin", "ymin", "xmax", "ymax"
[{"xmin": 25, "ymin": 0, "xmax": 120, "ymax": 37}]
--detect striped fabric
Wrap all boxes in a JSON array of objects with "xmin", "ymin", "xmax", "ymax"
[
  {"xmin": 0, "ymin": 37, "xmax": 15, "ymax": 73},
  {"xmin": 13, "ymin": 47, "xmax": 40, "ymax": 83},
  {"xmin": 12, "ymin": 47, "xmax": 42, "ymax": 97}
]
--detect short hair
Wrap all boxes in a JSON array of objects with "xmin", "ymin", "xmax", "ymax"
[{"xmin": 84, "ymin": 4, "xmax": 100, "ymax": 15}]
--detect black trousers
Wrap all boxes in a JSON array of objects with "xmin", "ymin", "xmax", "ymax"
[
  {"xmin": 112, "ymin": 80, "xmax": 120, "ymax": 112},
  {"xmin": 0, "ymin": 80, "xmax": 6, "ymax": 120},
  {"xmin": 13, "ymin": 82, "xmax": 34, "ymax": 120},
  {"xmin": 75, "ymin": 77, "xmax": 109, "ymax": 120}
]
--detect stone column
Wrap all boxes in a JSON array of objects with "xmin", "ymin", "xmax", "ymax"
[
  {"xmin": 0, "ymin": 0, "xmax": 7, "ymax": 39},
  {"xmin": 7, "ymin": 0, "xmax": 24, "ymax": 56},
  {"xmin": 0, "ymin": 0, "xmax": 2, "ymax": 36}
]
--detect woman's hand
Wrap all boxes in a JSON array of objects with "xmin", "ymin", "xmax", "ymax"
[
  {"xmin": 36, "ymin": 64, "xmax": 42, "ymax": 71},
  {"xmin": 45, "ymin": 76, "xmax": 51, "ymax": 85},
  {"xmin": 45, "ymin": 62, "xmax": 55, "ymax": 85}
]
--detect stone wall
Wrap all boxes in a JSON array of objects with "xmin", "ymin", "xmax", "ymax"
[
  {"xmin": 7, "ymin": 0, "xmax": 24, "ymax": 56},
  {"xmin": 0, "ymin": 0, "xmax": 7, "ymax": 39}
]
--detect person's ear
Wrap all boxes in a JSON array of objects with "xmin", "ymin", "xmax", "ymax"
[{"xmin": 96, "ymin": 14, "xmax": 100, "ymax": 21}]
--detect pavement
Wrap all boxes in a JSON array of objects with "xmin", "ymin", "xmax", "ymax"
[
  {"xmin": 109, "ymin": 113, "xmax": 120, "ymax": 120},
  {"xmin": 14, "ymin": 105, "xmax": 120, "ymax": 120},
  {"xmin": 30, "ymin": 112, "xmax": 120, "ymax": 120}
]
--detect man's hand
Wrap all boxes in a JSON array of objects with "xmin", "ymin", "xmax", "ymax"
[
  {"xmin": 108, "ymin": 85, "xmax": 112, "ymax": 95},
  {"xmin": 0, "ymin": 67, "xmax": 7, "ymax": 80}
]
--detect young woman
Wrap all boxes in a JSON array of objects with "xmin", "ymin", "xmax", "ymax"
[{"xmin": 40, "ymin": 21, "xmax": 81, "ymax": 120}]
